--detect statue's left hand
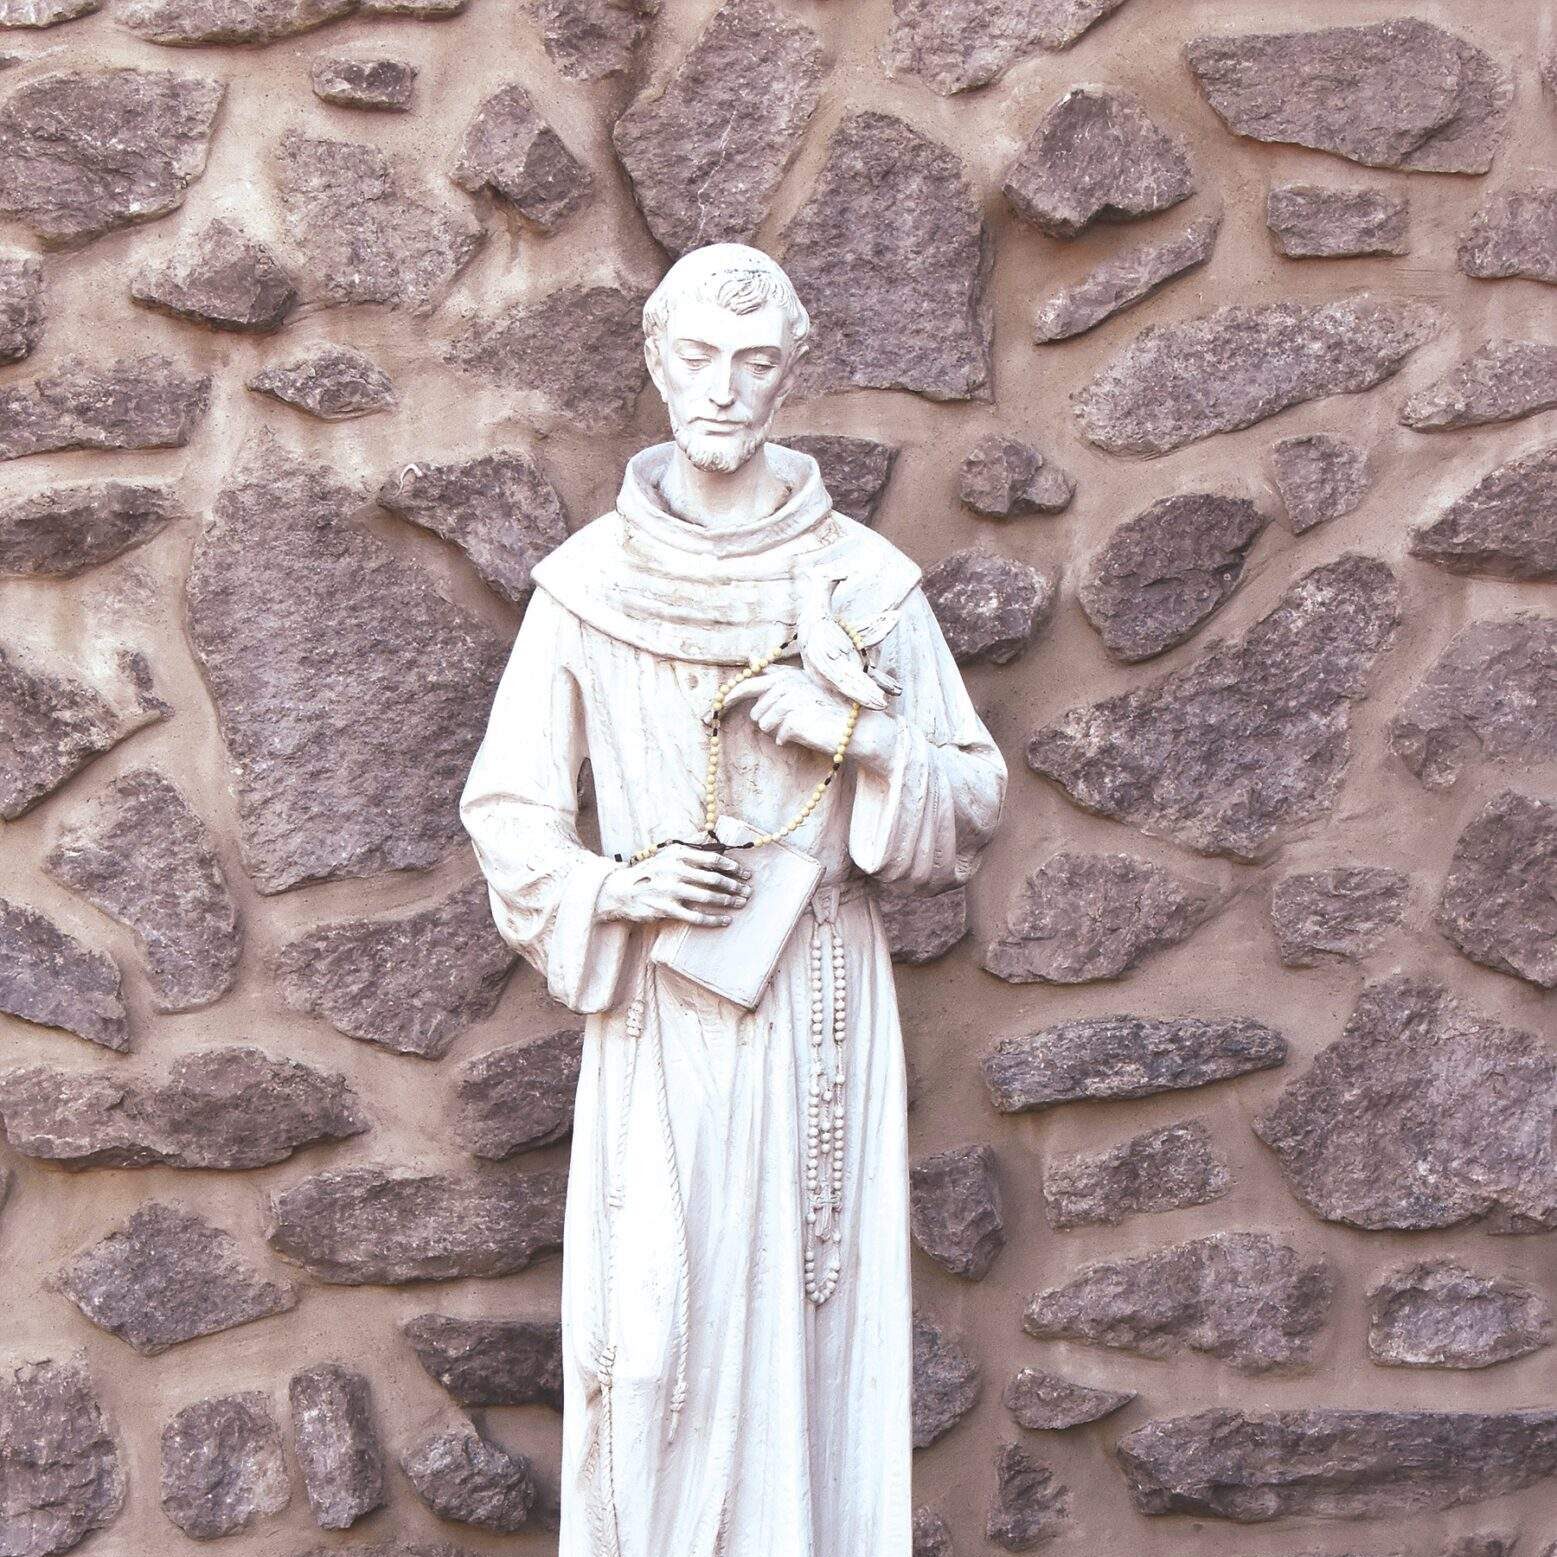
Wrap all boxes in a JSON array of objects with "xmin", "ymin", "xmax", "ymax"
[{"xmin": 724, "ymin": 665, "xmax": 896, "ymax": 774}]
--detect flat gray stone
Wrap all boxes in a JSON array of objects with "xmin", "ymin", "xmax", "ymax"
[
  {"xmin": 983, "ymin": 852, "xmax": 1217, "ymax": 985},
  {"xmin": 1267, "ymin": 184, "xmax": 1409, "ymax": 258},
  {"xmin": 45, "ymin": 768, "xmax": 240, "ymax": 1011},
  {"xmin": 1043, "ymin": 1119, "xmax": 1230, "ymax": 1229},
  {"xmin": 1034, "ymin": 212, "xmax": 1218, "ymax": 342},
  {"xmin": 1368, "ymin": 1260, "xmax": 1552, "ymax": 1370},
  {"xmin": 0, "ymin": 898, "xmax": 126, "ymax": 1051},
  {"xmin": 1403, "ymin": 340, "xmax": 1557, "ymax": 431},
  {"xmin": 120, "ymin": 0, "xmax": 467, "ymax": 46},
  {"xmin": 1459, "ymin": 187, "xmax": 1557, "ymax": 284},
  {"xmin": 958, "ymin": 436, "xmax": 1072, "ymax": 517},
  {"xmin": 403, "ymin": 1314, "xmax": 562, "ymax": 1408},
  {"xmin": 0, "ymin": 1360, "xmax": 123, "ymax": 1557},
  {"xmin": 1186, "ymin": 20, "xmax": 1511, "ymax": 174},
  {"xmin": 1269, "ymin": 434, "xmax": 1371, "ymax": 533},
  {"xmin": 160, "ymin": 1393, "xmax": 288, "ymax": 1540},
  {"xmin": 1075, "ymin": 295, "xmax": 1438, "ymax": 456},
  {"xmin": 986, "ymin": 1444, "xmax": 1069, "ymax": 1551},
  {"xmin": 1078, "ymin": 492, "xmax": 1267, "ymax": 662},
  {"xmin": 612, "ymin": 0, "xmax": 823, "ymax": 255},
  {"xmin": 451, "ymin": 1029, "xmax": 583, "ymax": 1159},
  {"xmin": 275, "ymin": 130, "xmax": 481, "ymax": 312},
  {"xmin": 0, "ymin": 68, "xmax": 222, "ymax": 247},
  {"xmin": 186, "ymin": 437, "xmax": 508, "ymax": 894},
  {"xmin": 278, "ymin": 881, "xmax": 517, "ymax": 1058},
  {"xmin": 985, "ymin": 1014, "xmax": 1285, "ymax": 1113},
  {"xmin": 310, "ymin": 56, "xmax": 416, "ymax": 110},
  {"xmin": 781, "ymin": 112, "xmax": 991, "ymax": 402},
  {"xmin": 0, "ymin": 0, "xmax": 97, "ymax": 23},
  {"xmin": 1411, "ymin": 440, "xmax": 1557, "ymax": 579},
  {"xmin": 1029, "ymin": 555, "xmax": 1399, "ymax": 860},
  {"xmin": 535, "ymin": 0, "xmax": 654, "ymax": 79},
  {"xmin": 268, "ymin": 1167, "xmax": 567, "ymax": 1283},
  {"xmin": 1003, "ymin": 1369, "xmax": 1134, "ymax": 1431},
  {"xmin": 400, "ymin": 1424, "xmax": 536, "ymax": 1532},
  {"xmin": 248, "ymin": 345, "xmax": 395, "ymax": 420},
  {"xmin": 1117, "ymin": 1407, "xmax": 1557, "ymax": 1519},
  {"xmin": 1437, "ymin": 789, "xmax": 1557, "ymax": 989},
  {"xmin": 0, "ymin": 249, "xmax": 42, "ymax": 362},
  {"xmin": 1269, "ymin": 866, "xmax": 1408, "ymax": 967},
  {"xmin": 0, "ymin": 353, "xmax": 209, "ymax": 462},
  {"xmin": 378, "ymin": 450, "xmax": 568, "ymax": 605},
  {"xmin": 1254, "ymin": 974, "xmax": 1557, "ymax": 1232},
  {"xmin": 289, "ymin": 1364, "xmax": 384, "ymax": 1530},
  {"xmin": 913, "ymin": 1507, "xmax": 953, "ymax": 1557},
  {"xmin": 455, "ymin": 83, "xmax": 592, "ymax": 232},
  {"xmin": 910, "ymin": 1143, "xmax": 1004, "ymax": 1280},
  {"xmin": 0, "ymin": 1045, "xmax": 365, "ymax": 1169},
  {"xmin": 60, "ymin": 1202, "xmax": 297, "ymax": 1354},
  {"xmin": 0, "ymin": 481, "xmax": 178, "ymax": 579},
  {"xmin": 923, "ymin": 550, "xmax": 1056, "ymax": 665},
  {"xmin": 784, "ymin": 434, "xmax": 897, "ymax": 524},
  {"xmin": 1391, "ymin": 615, "xmax": 1557, "ymax": 789},
  {"xmin": 878, "ymin": 884, "xmax": 967, "ymax": 963},
  {"xmin": 913, "ymin": 1310, "xmax": 979, "ymax": 1449},
  {"xmin": 130, "ymin": 218, "xmax": 297, "ymax": 332}
]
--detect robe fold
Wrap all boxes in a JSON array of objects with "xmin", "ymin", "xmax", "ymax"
[{"xmin": 460, "ymin": 441, "xmax": 1006, "ymax": 1557}]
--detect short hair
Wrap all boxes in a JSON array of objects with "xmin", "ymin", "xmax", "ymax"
[{"xmin": 642, "ymin": 242, "xmax": 810, "ymax": 351}]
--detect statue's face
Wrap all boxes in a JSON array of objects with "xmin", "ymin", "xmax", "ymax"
[{"xmin": 646, "ymin": 297, "xmax": 796, "ymax": 474}]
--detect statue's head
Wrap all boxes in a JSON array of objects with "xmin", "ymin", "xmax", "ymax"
[{"xmin": 642, "ymin": 242, "xmax": 810, "ymax": 475}]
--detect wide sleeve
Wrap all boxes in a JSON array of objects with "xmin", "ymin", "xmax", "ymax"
[
  {"xmin": 459, "ymin": 589, "xmax": 632, "ymax": 1014},
  {"xmin": 848, "ymin": 584, "xmax": 1008, "ymax": 892}
]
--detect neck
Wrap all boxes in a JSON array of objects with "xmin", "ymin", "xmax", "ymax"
[{"xmin": 659, "ymin": 440, "xmax": 789, "ymax": 528}]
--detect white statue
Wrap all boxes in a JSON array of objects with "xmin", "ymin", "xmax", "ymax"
[{"xmin": 460, "ymin": 242, "xmax": 1007, "ymax": 1555}]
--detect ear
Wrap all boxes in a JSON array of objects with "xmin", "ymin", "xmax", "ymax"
[{"xmin": 644, "ymin": 332, "xmax": 667, "ymax": 399}]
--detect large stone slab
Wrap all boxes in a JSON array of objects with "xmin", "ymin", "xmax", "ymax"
[
  {"xmin": 248, "ymin": 345, "xmax": 395, "ymax": 420},
  {"xmin": 1269, "ymin": 866, "xmax": 1408, "ymax": 967},
  {"xmin": 403, "ymin": 1314, "xmax": 563, "ymax": 1408},
  {"xmin": 780, "ymin": 112, "xmax": 991, "ymax": 402},
  {"xmin": 985, "ymin": 1014, "xmax": 1286, "ymax": 1114},
  {"xmin": 1025, "ymin": 1232, "xmax": 1332, "ymax": 1373},
  {"xmin": 983, "ymin": 852, "xmax": 1216, "ymax": 985},
  {"xmin": 1402, "ymin": 341, "xmax": 1557, "ymax": 431},
  {"xmin": 1074, "ymin": 296, "xmax": 1437, "ymax": 456},
  {"xmin": 1254, "ymin": 974, "xmax": 1557, "ymax": 1232},
  {"xmin": 400, "ymin": 1424, "xmax": 536, "ymax": 1532},
  {"xmin": 986, "ymin": 1444, "xmax": 1069, "ymax": 1551},
  {"xmin": 782, "ymin": 434, "xmax": 897, "ymax": 524},
  {"xmin": 877, "ymin": 885, "xmax": 967, "ymax": 964},
  {"xmin": 535, "ymin": 0, "xmax": 655, "ymax": 79},
  {"xmin": 0, "ymin": 481, "xmax": 179, "ymax": 579},
  {"xmin": 0, "ymin": 898, "xmax": 126, "ymax": 1051},
  {"xmin": 0, "ymin": 68, "xmax": 222, "ymax": 247},
  {"xmin": 1186, "ymin": 21, "xmax": 1511, "ymax": 174},
  {"xmin": 1117, "ymin": 1407, "xmax": 1557, "ymax": 1519},
  {"xmin": 454, "ymin": 84, "xmax": 592, "ymax": 232},
  {"xmin": 1003, "ymin": 1369, "xmax": 1134, "ymax": 1432},
  {"xmin": 0, "ymin": 0, "xmax": 97, "ymax": 24},
  {"xmin": 289, "ymin": 1364, "xmax": 384, "ymax": 1530},
  {"xmin": 130, "ymin": 218, "xmax": 297, "ymax": 333},
  {"xmin": 909, "ymin": 1143, "xmax": 1004, "ymax": 1280},
  {"xmin": 923, "ymin": 550, "xmax": 1056, "ymax": 666},
  {"xmin": 44, "ymin": 769, "xmax": 240, "ymax": 1011},
  {"xmin": 1410, "ymin": 442, "xmax": 1557, "ymax": 579},
  {"xmin": 1266, "ymin": 184, "xmax": 1409, "ymax": 258},
  {"xmin": 60, "ymin": 1202, "xmax": 297, "ymax": 1354},
  {"xmin": 913, "ymin": 1310, "xmax": 979, "ymax": 1449},
  {"xmin": 1269, "ymin": 434, "xmax": 1371, "ymax": 533},
  {"xmin": 186, "ymin": 438, "xmax": 508, "ymax": 894},
  {"xmin": 119, "ymin": 0, "xmax": 468, "ymax": 47},
  {"xmin": 160, "ymin": 1393, "xmax": 289, "ymax": 1539},
  {"xmin": 1368, "ymin": 1260, "xmax": 1552, "ymax": 1369},
  {"xmin": 1458, "ymin": 187, "xmax": 1557, "ymax": 285},
  {"xmin": 1042, "ymin": 1119, "xmax": 1230, "ymax": 1229},
  {"xmin": 451, "ymin": 1029, "xmax": 583, "ymax": 1159},
  {"xmin": 268, "ymin": 1167, "xmax": 567, "ymax": 1283},
  {"xmin": 0, "ymin": 1046, "xmax": 365, "ymax": 1169},
  {"xmin": 1029, "ymin": 555, "xmax": 1399, "ymax": 860},
  {"xmin": 0, "ymin": 249, "xmax": 42, "ymax": 363},
  {"xmin": 612, "ymin": 0, "xmax": 823, "ymax": 255}
]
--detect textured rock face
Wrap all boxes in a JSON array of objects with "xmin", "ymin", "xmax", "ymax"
[
  {"xmin": 0, "ymin": 249, "xmax": 42, "ymax": 362},
  {"xmin": 910, "ymin": 1144, "xmax": 1004, "ymax": 1280},
  {"xmin": 1266, "ymin": 184, "xmax": 1409, "ymax": 258},
  {"xmin": 612, "ymin": 0, "xmax": 823, "ymax": 255},
  {"xmin": 1254, "ymin": 975, "xmax": 1557, "ymax": 1232},
  {"xmin": 1458, "ymin": 188, "xmax": 1557, "ymax": 284},
  {"xmin": 0, "ymin": 1361, "xmax": 123, "ymax": 1557},
  {"xmin": 0, "ymin": 897, "xmax": 127, "ymax": 1050},
  {"xmin": 1042, "ymin": 1120, "xmax": 1230, "ymax": 1230},
  {"xmin": 61, "ymin": 1203, "xmax": 297, "ymax": 1353},
  {"xmin": 247, "ymin": 345, "xmax": 395, "ymax": 420},
  {"xmin": 0, "ymin": 1046, "xmax": 365, "ymax": 1169},
  {"xmin": 1030, "ymin": 556, "xmax": 1399, "ymax": 859},
  {"xmin": 1116, "ymin": 1408, "xmax": 1557, "ymax": 1520},
  {"xmin": 451, "ymin": 1029, "xmax": 583, "ymax": 1158},
  {"xmin": 377, "ymin": 451, "xmax": 567, "ymax": 605},
  {"xmin": 400, "ymin": 1425, "xmax": 536, "ymax": 1531},
  {"xmin": 268, "ymin": 1168, "xmax": 567, "ymax": 1283},
  {"xmin": 912, "ymin": 1310, "xmax": 980, "ymax": 1448},
  {"xmin": 1186, "ymin": 21, "xmax": 1511, "ymax": 174},
  {"xmin": 782, "ymin": 435, "xmax": 897, "ymax": 523},
  {"xmin": 130, "ymin": 219, "xmax": 297, "ymax": 333},
  {"xmin": 44, "ymin": 769, "xmax": 240, "ymax": 1011},
  {"xmin": 986, "ymin": 1444, "xmax": 1069, "ymax": 1551},
  {"xmin": 1074, "ymin": 296, "xmax": 1438, "ymax": 456},
  {"xmin": 1368, "ymin": 1261, "xmax": 1552, "ymax": 1370},
  {"xmin": 310, "ymin": 55, "xmax": 416, "ymax": 109},
  {"xmin": 275, "ymin": 131, "xmax": 481, "ymax": 311},
  {"xmin": 1003, "ymin": 1369, "xmax": 1134, "ymax": 1431},
  {"xmin": 1403, "ymin": 340, "xmax": 1557, "ymax": 430},
  {"xmin": 781, "ymin": 112, "xmax": 991, "ymax": 402},
  {"xmin": 1269, "ymin": 434, "xmax": 1371, "ymax": 533},
  {"xmin": 1410, "ymin": 442, "xmax": 1557, "ymax": 579},
  {"xmin": 878, "ymin": 885, "xmax": 967, "ymax": 964},
  {"xmin": 1437, "ymin": 790, "xmax": 1557, "ymax": 988},
  {"xmin": 1078, "ymin": 493, "xmax": 1266, "ymax": 662},
  {"xmin": 0, "ymin": 0, "xmax": 98, "ymax": 24},
  {"xmin": 1003, "ymin": 89, "xmax": 1194, "ymax": 239},
  {"xmin": 187, "ymin": 439, "xmax": 508, "ymax": 894},
  {"xmin": 0, "ymin": 481, "xmax": 178, "ymax": 578},
  {"xmin": 278, "ymin": 881, "xmax": 517, "ymax": 1057},
  {"xmin": 403, "ymin": 1315, "xmax": 563, "ymax": 1408},
  {"xmin": 1269, "ymin": 866, "xmax": 1407, "ymax": 967},
  {"xmin": 1025, "ymin": 1232, "xmax": 1333, "ymax": 1373},
  {"xmin": 454, "ymin": 84, "xmax": 592, "ymax": 232},
  {"xmin": 913, "ymin": 1507, "xmax": 953, "ymax": 1557},
  {"xmin": 120, "ymin": 0, "xmax": 357, "ymax": 45},
  {"xmin": 983, "ymin": 852, "xmax": 1216, "ymax": 985},
  {"xmin": 958, "ymin": 436, "xmax": 1073, "ymax": 517},
  {"xmin": 160, "ymin": 1393, "xmax": 289, "ymax": 1540},
  {"xmin": 0, "ymin": 68, "xmax": 222, "ymax": 247},
  {"xmin": 923, "ymin": 550, "xmax": 1056, "ymax": 665},
  {"xmin": 1034, "ymin": 214, "xmax": 1218, "ymax": 343},
  {"xmin": 985, "ymin": 1015, "xmax": 1285, "ymax": 1113},
  {"xmin": 536, "ymin": 0, "xmax": 655, "ymax": 79},
  {"xmin": 289, "ymin": 1365, "xmax": 385, "ymax": 1529}
]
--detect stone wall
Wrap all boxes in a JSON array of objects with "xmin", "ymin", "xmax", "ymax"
[{"xmin": 1, "ymin": 0, "xmax": 1555, "ymax": 1552}]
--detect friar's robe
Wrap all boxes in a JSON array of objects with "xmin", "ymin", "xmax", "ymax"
[{"xmin": 460, "ymin": 441, "xmax": 1006, "ymax": 1557}]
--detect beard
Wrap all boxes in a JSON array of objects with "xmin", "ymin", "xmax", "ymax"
[{"xmin": 668, "ymin": 403, "xmax": 776, "ymax": 473}]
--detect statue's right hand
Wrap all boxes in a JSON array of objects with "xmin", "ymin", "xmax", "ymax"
[{"xmin": 597, "ymin": 844, "xmax": 753, "ymax": 926}]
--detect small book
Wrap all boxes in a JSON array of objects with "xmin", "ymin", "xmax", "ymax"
[{"xmin": 649, "ymin": 819, "xmax": 823, "ymax": 1010}]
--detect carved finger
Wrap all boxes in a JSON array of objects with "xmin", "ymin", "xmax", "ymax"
[
  {"xmin": 663, "ymin": 904, "xmax": 734, "ymax": 927},
  {"xmin": 682, "ymin": 867, "xmax": 750, "ymax": 896}
]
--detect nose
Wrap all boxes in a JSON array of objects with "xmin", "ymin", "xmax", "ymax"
[{"xmin": 708, "ymin": 359, "xmax": 735, "ymax": 408}]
